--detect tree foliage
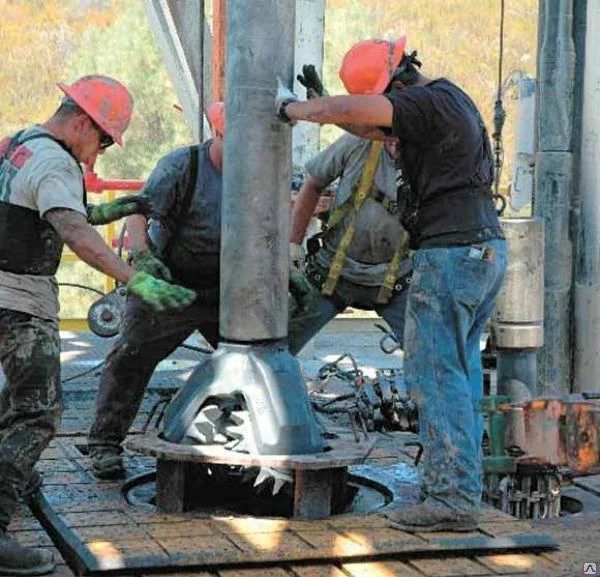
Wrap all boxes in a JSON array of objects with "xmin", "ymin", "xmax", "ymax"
[
  {"xmin": 0, "ymin": 0, "xmax": 537, "ymax": 319},
  {"xmin": 1, "ymin": 0, "xmax": 537, "ymax": 185},
  {"xmin": 64, "ymin": 0, "xmax": 193, "ymax": 179},
  {"xmin": 321, "ymin": 0, "xmax": 538, "ymax": 188},
  {"xmin": 0, "ymin": 0, "xmax": 192, "ymax": 180},
  {"xmin": 0, "ymin": 0, "xmax": 110, "ymax": 133}
]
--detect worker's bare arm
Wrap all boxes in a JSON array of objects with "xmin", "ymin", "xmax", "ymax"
[
  {"xmin": 125, "ymin": 213, "xmax": 150, "ymax": 252},
  {"xmin": 45, "ymin": 208, "xmax": 134, "ymax": 284},
  {"xmin": 291, "ymin": 175, "xmax": 326, "ymax": 244},
  {"xmin": 286, "ymin": 94, "xmax": 393, "ymax": 133}
]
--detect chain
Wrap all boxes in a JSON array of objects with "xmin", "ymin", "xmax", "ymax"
[{"xmin": 492, "ymin": 0, "xmax": 507, "ymax": 215}]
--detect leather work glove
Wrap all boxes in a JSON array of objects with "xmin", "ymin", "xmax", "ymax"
[
  {"xmin": 275, "ymin": 77, "xmax": 298, "ymax": 126},
  {"xmin": 87, "ymin": 196, "xmax": 153, "ymax": 226},
  {"xmin": 130, "ymin": 248, "xmax": 172, "ymax": 281},
  {"xmin": 290, "ymin": 242, "xmax": 306, "ymax": 273},
  {"xmin": 296, "ymin": 64, "xmax": 328, "ymax": 99},
  {"xmin": 126, "ymin": 271, "xmax": 196, "ymax": 312}
]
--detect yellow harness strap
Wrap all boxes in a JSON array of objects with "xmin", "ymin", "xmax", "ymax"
[
  {"xmin": 321, "ymin": 141, "xmax": 383, "ymax": 296},
  {"xmin": 376, "ymin": 229, "xmax": 410, "ymax": 303}
]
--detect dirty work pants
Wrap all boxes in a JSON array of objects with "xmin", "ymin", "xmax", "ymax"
[
  {"xmin": 288, "ymin": 267, "xmax": 409, "ymax": 356},
  {"xmin": 404, "ymin": 239, "xmax": 507, "ymax": 511},
  {"xmin": 0, "ymin": 309, "xmax": 61, "ymax": 531},
  {"xmin": 88, "ymin": 296, "xmax": 219, "ymax": 453}
]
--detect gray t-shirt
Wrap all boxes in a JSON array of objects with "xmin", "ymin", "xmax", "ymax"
[
  {"xmin": 0, "ymin": 126, "xmax": 86, "ymax": 320},
  {"xmin": 145, "ymin": 141, "xmax": 222, "ymax": 289},
  {"xmin": 305, "ymin": 133, "xmax": 409, "ymax": 286}
]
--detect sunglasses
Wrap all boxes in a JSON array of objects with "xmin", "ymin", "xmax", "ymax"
[{"xmin": 88, "ymin": 116, "xmax": 115, "ymax": 150}]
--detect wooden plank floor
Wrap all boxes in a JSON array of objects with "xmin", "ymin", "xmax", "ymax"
[
  {"xmin": 13, "ymin": 434, "xmax": 566, "ymax": 576},
  {"xmin": 4, "ymin": 329, "xmax": 600, "ymax": 576}
]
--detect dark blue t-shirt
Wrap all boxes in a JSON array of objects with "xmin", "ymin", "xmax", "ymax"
[{"xmin": 143, "ymin": 141, "xmax": 222, "ymax": 288}]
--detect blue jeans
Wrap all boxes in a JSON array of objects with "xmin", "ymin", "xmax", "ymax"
[
  {"xmin": 404, "ymin": 239, "xmax": 507, "ymax": 511},
  {"xmin": 288, "ymin": 276, "xmax": 409, "ymax": 355}
]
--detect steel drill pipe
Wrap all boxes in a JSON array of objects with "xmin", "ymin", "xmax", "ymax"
[
  {"xmin": 221, "ymin": 0, "xmax": 296, "ymax": 341},
  {"xmin": 493, "ymin": 217, "xmax": 545, "ymax": 399}
]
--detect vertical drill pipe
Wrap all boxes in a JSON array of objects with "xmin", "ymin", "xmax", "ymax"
[
  {"xmin": 533, "ymin": 0, "xmax": 577, "ymax": 395},
  {"xmin": 574, "ymin": 1, "xmax": 600, "ymax": 393},
  {"xmin": 221, "ymin": 0, "xmax": 295, "ymax": 341},
  {"xmin": 496, "ymin": 349, "xmax": 538, "ymax": 401},
  {"xmin": 493, "ymin": 218, "xmax": 544, "ymax": 398}
]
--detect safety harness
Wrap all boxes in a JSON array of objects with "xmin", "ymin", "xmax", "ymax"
[
  {"xmin": 0, "ymin": 130, "xmax": 85, "ymax": 275},
  {"xmin": 319, "ymin": 141, "xmax": 409, "ymax": 304}
]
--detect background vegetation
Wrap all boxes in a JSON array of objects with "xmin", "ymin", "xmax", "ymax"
[{"xmin": 0, "ymin": 0, "xmax": 537, "ymax": 319}]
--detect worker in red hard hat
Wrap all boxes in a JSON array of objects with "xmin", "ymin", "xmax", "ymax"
[
  {"xmin": 87, "ymin": 101, "xmax": 227, "ymax": 481},
  {"xmin": 276, "ymin": 38, "xmax": 507, "ymax": 533},
  {"xmin": 339, "ymin": 36, "xmax": 409, "ymax": 95},
  {"xmin": 288, "ymin": 64, "xmax": 411, "ymax": 360},
  {"xmin": 58, "ymin": 74, "xmax": 133, "ymax": 146},
  {"xmin": 0, "ymin": 75, "xmax": 196, "ymax": 575}
]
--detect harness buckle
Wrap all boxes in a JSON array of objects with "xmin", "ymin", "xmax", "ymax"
[{"xmin": 385, "ymin": 200, "xmax": 399, "ymax": 215}]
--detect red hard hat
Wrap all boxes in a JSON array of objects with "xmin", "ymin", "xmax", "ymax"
[
  {"xmin": 57, "ymin": 75, "xmax": 133, "ymax": 146},
  {"xmin": 207, "ymin": 101, "xmax": 225, "ymax": 137},
  {"xmin": 339, "ymin": 36, "xmax": 407, "ymax": 95}
]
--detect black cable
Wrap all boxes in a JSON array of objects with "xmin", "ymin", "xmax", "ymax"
[
  {"xmin": 496, "ymin": 0, "xmax": 505, "ymax": 106},
  {"xmin": 179, "ymin": 343, "xmax": 214, "ymax": 355},
  {"xmin": 312, "ymin": 402, "xmax": 352, "ymax": 415},
  {"xmin": 121, "ymin": 471, "xmax": 157, "ymax": 512},
  {"xmin": 58, "ymin": 264, "xmax": 212, "ymax": 384},
  {"xmin": 318, "ymin": 392, "xmax": 357, "ymax": 408},
  {"xmin": 117, "ymin": 221, "xmax": 127, "ymax": 261},
  {"xmin": 317, "ymin": 352, "xmax": 363, "ymax": 384},
  {"xmin": 58, "ymin": 282, "xmax": 105, "ymax": 297},
  {"xmin": 492, "ymin": 0, "xmax": 507, "ymax": 214},
  {"xmin": 61, "ymin": 361, "xmax": 105, "ymax": 384}
]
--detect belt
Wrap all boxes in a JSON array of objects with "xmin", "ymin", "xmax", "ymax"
[
  {"xmin": 306, "ymin": 261, "xmax": 411, "ymax": 297},
  {"xmin": 371, "ymin": 190, "xmax": 399, "ymax": 215}
]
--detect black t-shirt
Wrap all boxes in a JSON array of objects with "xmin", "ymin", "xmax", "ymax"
[{"xmin": 385, "ymin": 79, "xmax": 503, "ymax": 248}]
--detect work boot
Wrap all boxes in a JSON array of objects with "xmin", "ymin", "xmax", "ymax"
[
  {"xmin": 383, "ymin": 498, "xmax": 479, "ymax": 532},
  {"xmin": 0, "ymin": 530, "xmax": 55, "ymax": 576},
  {"xmin": 90, "ymin": 448, "xmax": 125, "ymax": 480}
]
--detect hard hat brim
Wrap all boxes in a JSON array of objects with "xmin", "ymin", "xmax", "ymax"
[{"xmin": 57, "ymin": 82, "xmax": 125, "ymax": 146}]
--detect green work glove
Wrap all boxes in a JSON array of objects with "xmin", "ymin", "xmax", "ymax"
[
  {"xmin": 296, "ymin": 64, "xmax": 328, "ymax": 99},
  {"xmin": 130, "ymin": 248, "xmax": 172, "ymax": 281},
  {"xmin": 126, "ymin": 271, "xmax": 196, "ymax": 312},
  {"xmin": 86, "ymin": 196, "xmax": 153, "ymax": 226},
  {"xmin": 289, "ymin": 269, "xmax": 319, "ymax": 312}
]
